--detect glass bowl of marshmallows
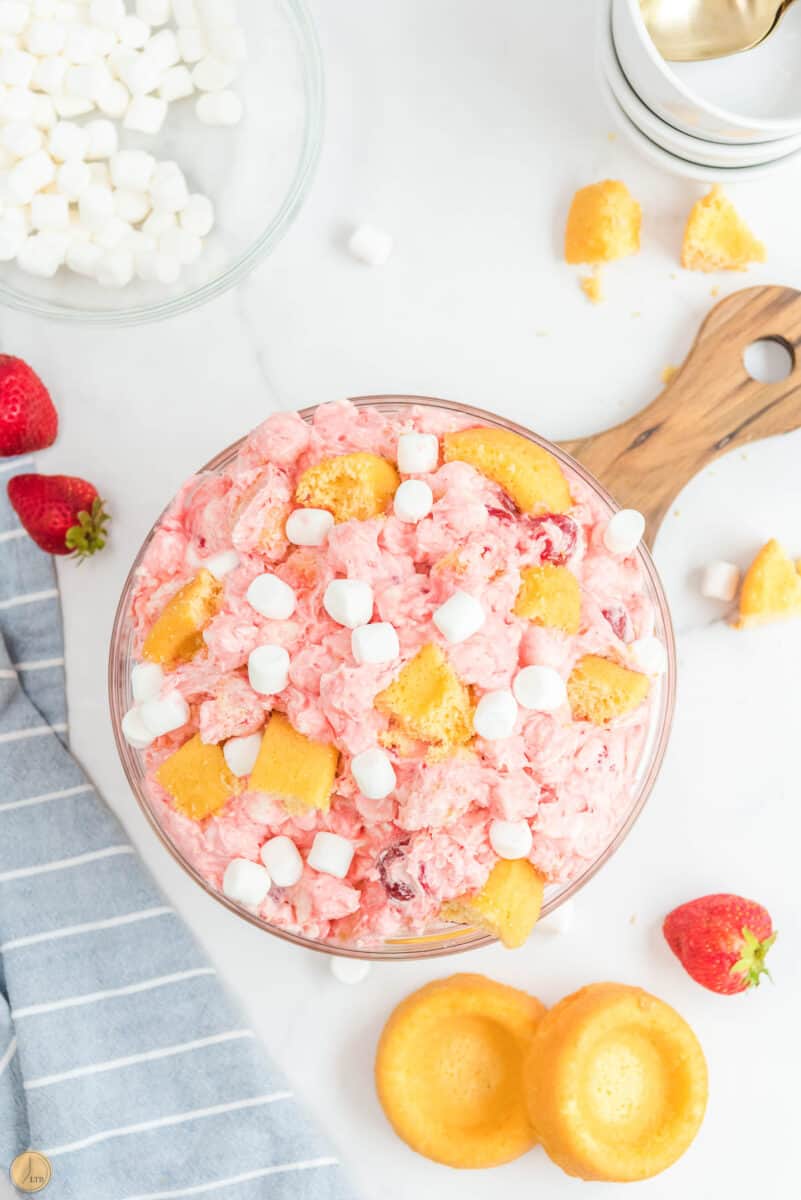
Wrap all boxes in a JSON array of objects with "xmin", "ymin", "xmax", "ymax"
[
  {"xmin": 109, "ymin": 396, "xmax": 677, "ymax": 961},
  {"xmin": 0, "ymin": 0, "xmax": 323, "ymax": 324}
]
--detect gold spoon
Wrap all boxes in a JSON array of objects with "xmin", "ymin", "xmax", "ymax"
[{"xmin": 641, "ymin": 0, "xmax": 798, "ymax": 61}]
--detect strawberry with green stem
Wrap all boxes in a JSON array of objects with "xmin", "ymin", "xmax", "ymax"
[
  {"xmin": 663, "ymin": 893, "xmax": 776, "ymax": 995},
  {"xmin": 7, "ymin": 474, "xmax": 109, "ymax": 561}
]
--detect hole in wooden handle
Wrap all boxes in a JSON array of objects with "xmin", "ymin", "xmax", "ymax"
[{"xmin": 742, "ymin": 338, "xmax": 795, "ymax": 384}]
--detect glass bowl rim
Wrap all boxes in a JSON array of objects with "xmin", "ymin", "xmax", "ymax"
[
  {"xmin": 108, "ymin": 394, "xmax": 677, "ymax": 960},
  {"xmin": 0, "ymin": 0, "xmax": 324, "ymax": 327}
]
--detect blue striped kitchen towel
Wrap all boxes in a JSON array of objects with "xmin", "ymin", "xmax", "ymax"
[{"xmin": 0, "ymin": 456, "xmax": 356, "ymax": 1200}]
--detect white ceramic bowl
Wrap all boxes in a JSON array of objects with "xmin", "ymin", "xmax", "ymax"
[
  {"xmin": 600, "ymin": 4, "xmax": 801, "ymax": 168},
  {"xmin": 612, "ymin": 0, "xmax": 801, "ymax": 144},
  {"xmin": 600, "ymin": 72, "xmax": 801, "ymax": 182}
]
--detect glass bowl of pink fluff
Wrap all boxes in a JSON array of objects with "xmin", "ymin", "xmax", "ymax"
[{"xmin": 109, "ymin": 396, "xmax": 676, "ymax": 960}]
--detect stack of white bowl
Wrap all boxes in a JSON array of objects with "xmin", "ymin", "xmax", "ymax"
[{"xmin": 600, "ymin": 0, "xmax": 801, "ymax": 180}]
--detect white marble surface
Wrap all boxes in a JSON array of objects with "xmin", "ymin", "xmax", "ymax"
[{"xmin": 2, "ymin": 2, "xmax": 801, "ymax": 1197}]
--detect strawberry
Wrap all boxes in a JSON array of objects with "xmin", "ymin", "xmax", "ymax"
[
  {"xmin": 0, "ymin": 356, "xmax": 58, "ymax": 457},
  {"xmin": 7, "ymin": 474, "xmax": 109, "ymax": 560},
  {"xmin": 663, "ymin": 893, "xmax": 776, "ymax": 995}
]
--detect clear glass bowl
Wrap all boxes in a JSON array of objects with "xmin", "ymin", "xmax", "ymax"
[
  {"xmin": 0, "ymin": 0, "xmax": 323, "ymax": 325},
  {"xmin": 109, "ymin": 397, "xmax": 676, "ymax": 959}
]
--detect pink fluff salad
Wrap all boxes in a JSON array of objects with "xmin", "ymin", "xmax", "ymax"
[{"xmin": 130, "ymin": 401, "xmax": 659, "ymax": 948}]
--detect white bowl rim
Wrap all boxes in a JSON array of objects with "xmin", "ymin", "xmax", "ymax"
[
  {"xmin": 600, "ymin": 69, "xmax": 801, "ymax": 181},
  {"xmin": 616, "ymin": 0, "xmax": 801, "ymax": 135},
  {"xmin": 602, "ymin": 3, "xmax": 801, "ymax": 160}
]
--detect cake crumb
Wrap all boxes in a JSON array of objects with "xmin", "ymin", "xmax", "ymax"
[
  {"xmin": 661, "ymin": 364, "xmax": 677, "ymax": 385},
  {"xmin": 565, "ymin": 180, "xmax": 641, "ymax": 264},
  {"xmin": 681, "ymin": 185, "xmax": 765, "ymax": 273},
  {"xmin": 629, "ymin": 913, "xmax": 637, "ymax": 925},
  {"xmin": 607, "ymin": 131, "xmax": 617, "ymax": 142},
  {"xmin": 579, "ymin": 267, "xmax": 604, "ymax": 305},
  {"xmin": 710, "ymin": 286, "xmax": 720, "ymax": 297}
]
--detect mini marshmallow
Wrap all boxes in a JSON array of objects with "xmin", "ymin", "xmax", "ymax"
[
  {"xmin": 131, "ymin": 660, "xmax": 164, "ymax": 703},
  {"xmin": 25, "ymin": 19, "xmax": 68, "ymax": 56},
  {"xmin": 393, "ymin": 478, "xmax": 433, "ymax": 524},
  {"xmin": 159, "ymin": 225, "xmax": 202, "ymax": 264},
  {"xmin": 110, "ymin": 148, "xmax": 155, "ymax": 190},
  {"xmin": 2, "ymin": 122, "xmax": 43, "ymax": 159},
  {"xmin": 324, "ymin": 579, "xmax": 373, "ymax": 629},
  {"xmin": 223, "ymin": 732, "xmax": 262, "ymax": 777},
  {"xmin": 65, "ymin": 238, "xmax": 102, "ymax": 275},
  {"xmin": 192, "ymin": 54, "xmax": 236, "ymax": 91},
  {"xmin": 159, "ymin": 63, "xmax": 193, "ymax": 101},
  {"xmin": 17, "ymin": 234, "xmax": 64, "ymax": 277},
  {"xmin": 50, "ymin": 120, "xmax": 89, "ymax": 162},
  {"xmin": 177, "ymin": 26, "xmax": 206, "ymax": 62},
  {"xmin": 90, "ymin": 0, "xmax": 126, "ymax": 30},
  {"xmin": 247, "ymin": 573, "xmax": 297, "ymax": 620},
  {"xmin": 603, "ymin": 509, "xmax": 646, "ymax": 556},
  {"xmin": 0, "ymin": 48, "xmax": 35, "ymax": 88},
  {"xmin": 64, "ymin": 26, "xmax": 103, "ymax": 65},
  {"xmin": 95, "ymin": 247, "xmax": 135, "ymax": 287},
  {"xmin": 701, "ymin": 560, "xmax": 740, "ymax": 603},
  {"xmin": 56, "ymin": 159, "xmax": 92, "ymax": 198},
  {"xmin": 513, "ymin": 665, "xmax": 567, "ymax": 712},
  {"xmin": 53, "ymin": 95, "xmax": 95, "ymax": 119},
  {"xmin": 222, "ymin": 858, "xmax": 270, "ymax": 908},
  {"xmin": 79, "ymin": 185, "xmax": 115, "ymax": 230},
  {"xmin": 137, "ymin": 0, "xmax": 171, "ymax": 25},
  {"xmin": 149, "ymin": 160, "xmax": 188, "ymax": 211},
  {"xmin": 179, "ymin": 192, "xmax": 214, "ymax": 236},
  {"xmin": 195, "ymin": 88, "xmax": 242, "ymax": 125},
  {"xmin": 0, "ymin": 2, "xmax": 28, "ymax": 35},
  {"xmin": 84, "ymin": 117, "xmax": 118, "ymax": 159},
  {"xmin": 2, "ymin": 88, "xmax": 36, "ymax": 122},
  {"xmin": 135, "ymin": 248, "xmax": 180, "ymax": 282},
  {"xmin": 330, "ymin": 956, "xmax": 371, "ymax": 985},
  {"xmin": 142, "ymin": 207, "xmax": 176, "ymax": 236},
  {"xmin": 114, "ymin": 187, "xmax": 151, "ymax": 223},
  {"xmin": 118, "ymin": 15, "xmax": 150, "ymax": 49},
  {"xmin": 33, "ymin": 56, "xmax": 68, "ymax": 94},
  {"xmin": 629, "ymin": 636, "xmax": 667, "ymax": 677},
  {"xmin": 118, "ymin": 51, "xmax": 162, "ymax": 95},
  {"xmin": 351, "ymin": 622, "xmax": 399, "ymax": 666},
  {"xmin": 307, "ymin": 831, "xmax": 354, "ymax": 880},
  {"xmin": 97, "ymin": 79, "xmax": 130, "ymax": 118},
  {"xmin": 197, "ymin": 0, "xmax": 238, "ymax": 23},
  {"xmin": 31, "ymin": 94, "xmax": 57, "ymax": 131},
  {"xmin": 351, "ymin": 747, "xmax": 396, "ymax": 800},
  {"xmin": 537, "ymin": 898, "xmax": 576, "ymax": 936},
  {"xmin": 139, "ymin": 691, "xmax": 190, "ymax": 736},
  {"xmin": 31, "ymin": 193, "xmax": 69, "ymax": 231},
  {"xmin": 88, "ymin": 162, "xmax": 111, "ymax": 186},
  {"xmin": 173, "ymin": 0, "xmax": 199, "ymax": 24},
  {"xmin": 145, "ymin": 28, "xmax": 180, "ymax": 69},
  {"xmin": 489, "ymin": 818, "xmax": 533, "ymax": 860},
  {"xmin": 348, "ymin": 224, "xmax": 393, "ymax": 267},
  {"xmin": 433, "ymin": 590, "xmax": 485, "ymax": 644},
  {"xmin": 0, "ymin": 217, "xmax": 26, "ymax": 260},
  {"xmin": 124, "ymin": 93, "xmax": 168, "ymax": 133},
  {"xmin": 198, "ymin": 548, "xmax": 239, "ymax": 579},
  {"xmin": 285, "ymin": 508, "xmax": 334, "ymax": 547},
  {"xmin": 247, "ymin": 644, "xmax": 290, "ymax": 695},
  {"xmin": 260, "ymin": 835, "xmax": 304, "ymax": 888},
  {"xmin": 65, "ymin": 62, "xmax": 110, "ymax": 101},
  {"xmin": 397, "ymin": 431, "xmax": 438, "ymax": 474},
  {"xmin": 122, "ymin": 706, "xmax": 153, "ymax": 749},
  {"xmin": 474, "ymin": 689, "xmax": 518, "ymax": 740},
  {"xmin": 207, "ymin": 24, "xmax": 247, "ymax": 63}
]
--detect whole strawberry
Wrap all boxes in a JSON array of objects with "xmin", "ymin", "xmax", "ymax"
[
  {"xmin": 663, "ymin": 893, "xmax": 776, "ymax": 995},
  {"xmin": 0, "ymin": 356, "xmax": 58, "ymax": 457},
  {"xmin": 7, "ymin": 474, "xmax": 109, "ymax": 560}
]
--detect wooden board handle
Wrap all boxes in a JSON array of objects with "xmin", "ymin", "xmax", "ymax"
[{"xmin": 559, "ymin": 285, "xmax": 801, "ymax": 546}]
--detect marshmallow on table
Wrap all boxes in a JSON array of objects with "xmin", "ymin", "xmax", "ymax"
[
  {"xmin": 351, "ymin": 747, "xmax": 396, "ymax": 800},
  {"xmin": 247, "ymin": 573, "xmax": 297, "ymax": 620},
  {"xmin": 307, "ymin": 832, "xmax": 355, "ymax": 880},
  {"xmin": 433, "ymin": 590, "xmax": 485, "ymax": 644},
  {"xmin": 701, "ymin": 560, "xmax": 740, "ymax": 603},
  {"xmin": 330, "ymin": 956, "xmax": 371, "ymax": 985},
  {"xmin": 247, "ymin": 644, "xmax": 290, "ymax": 695},
  {"xmin": 397, "ymin": 431, "xmax": 438, "ymax": 474},
  {"xmin": 348, "ymin": 224, "xmax": 393, "ymax": 266},
  {"xmin": 260, "ymin": 835, "xmax": 303, "ymax": 888},
  {"xmin": 474, "ymin": 689, "xmax": 518, "ymax": 740},
  {"xmin": 324, "ymin": 579, "xmax": 374, "ymax": 629},
  {"xmin": 223, "ymin": 732, "xmax": 262, "ymax": 778},
  {"xmin": 393, "ymin": 479, "xmax": 433, "ymax": 524},
  {"xmin": 630, "ymin": 636, "xmax": 667, "ymax": 677},
  {"xmin": 131, "ymin": 660, "xmax": 164, "ymax": 703},
  {"xmin": 513, "ymin": 665, "xmax": 567, "ymax": 712},
  {"xmin": 195, "ymin": 89, "xmax": 242, "ymax": 125},
  {"xmin": 603, "ymin": 509, "xmax": 646, "ymax": 556},
  {"xmin": 489, "ymin": 818, "xmax": 533, "ymax": 860},
  {"xmin": 222, "ymin": 858, "xmax": 271, "ymax": 908},
  {"xmin": 122, "ymin": 706, "xmax": 154, "ymax": 749},
  {"xmin": 351, "ymin": 622, "xmax": 399, "ymax": 666},
  {"xmin": 139, "ymin": 691, "xmax": 190, "ymax": 736}
]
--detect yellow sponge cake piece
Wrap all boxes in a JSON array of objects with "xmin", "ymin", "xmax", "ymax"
[
  {"xmin": 443, "ymin": 427, "xmax": 571, "ymax": 515},
  {"xmin": 250, "ymin": 712, "xmax": 339, "ymax": 814},
  {"xmin": 375, "ymin": 643, "xmax": 474, "ymax": 752},
  {"xmin": 565, "ymin": 180, "xmax": 641, "ymax": 265},
  {"xmin": 567, "ymin": 655, "xmax": 649, "ymax": 725},
  {"xmin": 295, "ymin": 452, "xmax": 399, "ymax": 523},
  {"xmin": 143, "ymin": 570, "xmax": 222, "ymax": 667},
  {"xmin": 441, "ymin": 859, "xmax": 545, "ymax": 949},
  {"xmin": 681, "ymin": 186, "xmax": 765, "ymax": 273},
  {"xmin": 515, "ymin": 564, "xmax": 581, "ymax": 634},
  {"xmin": 736, "ymin": 538, "xmax": 801, "ymax": 629},
  {"xmin": 156, "ymin": 734, "xmax": 239, "ymax": 821}
]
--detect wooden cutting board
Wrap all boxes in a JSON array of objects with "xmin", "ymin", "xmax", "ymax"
[{"xmin": 560, "ymin": 285, "xmax": 801, "ymax": 547}]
